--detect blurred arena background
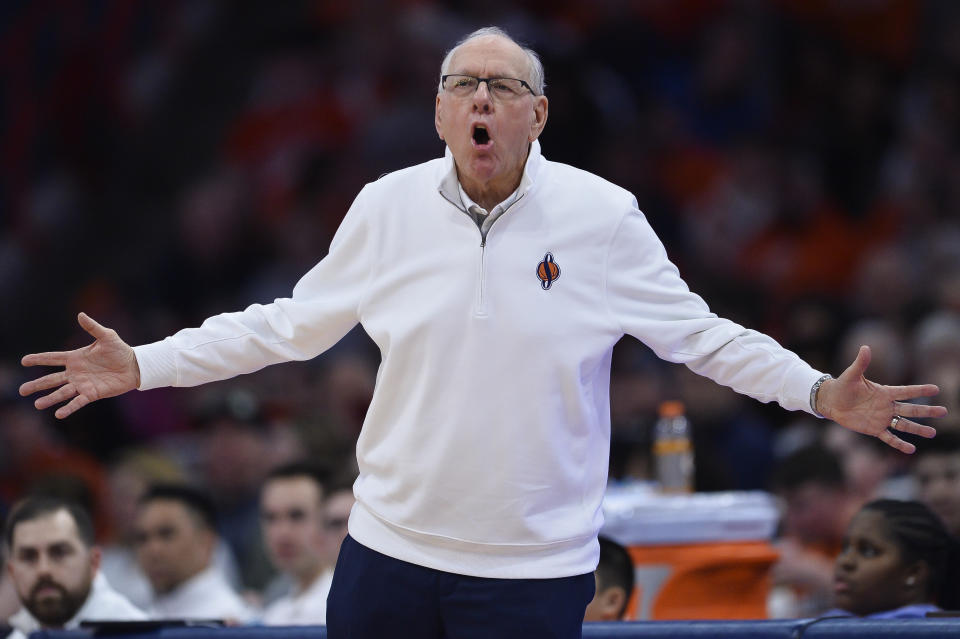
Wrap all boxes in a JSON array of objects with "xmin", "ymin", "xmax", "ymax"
[{"xmin": 2, "ymin": 0, "xmax": 959, "ymax": 598}]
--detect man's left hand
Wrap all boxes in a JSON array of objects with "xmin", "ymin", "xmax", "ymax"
[{"xmin": 816, "ymin": 345, "xmax": 947, "ymax": 453}]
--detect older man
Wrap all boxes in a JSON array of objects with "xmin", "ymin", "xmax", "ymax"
[
  {"xmin": 20, "ymin": 26, "xmax": 947, "ymax": 638},
  {"xmin": 5, "ymin": 497, "xmax": 145, "ymax": 638}
]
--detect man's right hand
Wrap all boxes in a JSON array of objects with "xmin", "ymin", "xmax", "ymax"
[{"xmin": 20, "ymin": 312, "xmax": 140, "ymax": 419}]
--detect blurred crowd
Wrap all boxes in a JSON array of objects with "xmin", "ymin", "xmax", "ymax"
[{"xmin": 2, "ymin": 0, "xmax": 960, "ymax": 626}]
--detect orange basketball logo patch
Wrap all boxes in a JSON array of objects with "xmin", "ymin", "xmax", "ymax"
[{"xmin": 536, "ymin": 252, "xmax": 561, "ymax": 290}]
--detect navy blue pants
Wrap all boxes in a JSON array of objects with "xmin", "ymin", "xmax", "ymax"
[{"xmin": 326, "ymin": 535, "xmax": 595, "ymax": 638}]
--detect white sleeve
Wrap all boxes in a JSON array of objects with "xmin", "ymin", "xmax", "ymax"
[
  {"xmin": 134, "ymin": 186, "xmax": 377, "ymax": 390},
  {"xmin": 604, "ymin": 204, "xmax": 823, "ymax": 414}
]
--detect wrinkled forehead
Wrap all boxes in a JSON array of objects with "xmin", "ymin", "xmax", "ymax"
[{"xmin": 448, "ymin": 35, "xmax": 530, "ymax": 80}]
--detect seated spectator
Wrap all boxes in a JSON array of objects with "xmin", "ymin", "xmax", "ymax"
[
  {"xmin": 4, "ymin": 497, "xmax": 145, "ymax": 638},
  {"xmin": 101, "ymin": 449, "xmax": 243, "ymax": 609},
  {"xmin": 258, "ymin": 462, "xmax": 331, "ymax": 625},
  {"xmin": 824, "ymin": 499, "xmax": 960, "ymax": 618},
  {"xmin": 583, "ymin": 536, "xmax": 635, "ymax": 622},
  {"xmin": 912, "ymin": 431, "xmax": 960, "ymax": 538},
  {"xmin": 195, "ymin": 388, "xmax": 280, "ymax": 592},
  {"xmin": 133, "ymin": 484, "xmax": 251, "ymax": 622},
  {"xmin": 769, "ymin": 444, "xmax": 860, "ymax": 617},
  {"xmin": 99, "ymin": 448, "xmax": 190, "ymax": 610}
]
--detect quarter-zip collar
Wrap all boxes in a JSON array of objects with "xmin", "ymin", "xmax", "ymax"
[{"xmin": 438, "ymin": 139, "xmax": 542, "ymax": 216}]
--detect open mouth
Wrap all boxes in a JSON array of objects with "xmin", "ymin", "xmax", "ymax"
[{"xmin": 472, "ymin": 124, "xmax": 491, "ymax": 147}]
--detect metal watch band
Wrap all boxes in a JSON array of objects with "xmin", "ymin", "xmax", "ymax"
[{"xmin": 810, "ymin": 374, "xmax": 833, "ymax": 418}]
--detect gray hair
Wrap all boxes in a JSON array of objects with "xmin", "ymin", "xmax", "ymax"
[{"xmin": 439, "ymin": 26, "xmax": 545, "ymax": 95}]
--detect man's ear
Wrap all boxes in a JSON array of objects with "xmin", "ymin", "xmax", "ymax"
[
  {"xmin": 528, "ymin": 95, "xmax": 548, "ymax": 142},
  {"xmin": 200, "ymin": 528, "xmax": 217, "ymax": 558},
  {"xmin": 597, "ymin": 586, "xmax": 627, "ymax": 621},
  {"xmin": 89, "ymin": 546, "xmax": 102, "ymax": 574},
  {"xmin": 435, "ymin": 94, "xmax": 445, "ymax": 140}
]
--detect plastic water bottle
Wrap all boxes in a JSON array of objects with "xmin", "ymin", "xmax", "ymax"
[{"xmin": 653, "ymin": 400, "xmax": 694, "ymax": 493}]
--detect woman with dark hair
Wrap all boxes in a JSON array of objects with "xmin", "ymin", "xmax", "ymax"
[{"xmin": 825, "ymin": 499, "xmax": 960, "ymax": 618}]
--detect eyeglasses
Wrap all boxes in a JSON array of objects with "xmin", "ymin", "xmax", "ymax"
[{"xmin": 441, "ymin": 74, "xmax": 538, "ymax": 100}]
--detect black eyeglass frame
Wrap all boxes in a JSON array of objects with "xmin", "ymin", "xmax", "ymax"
[{"xmin": 441, "ymin": 74, "xmax": 539, "ymax": 97}]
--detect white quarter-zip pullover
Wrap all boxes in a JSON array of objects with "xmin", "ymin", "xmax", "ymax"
[{"xmin": 134, "ymin": 141, "xmax": 824, "ymax": 579}]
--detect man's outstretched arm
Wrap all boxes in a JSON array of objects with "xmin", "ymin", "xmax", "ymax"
[
  {"xmin": 20, "ymin": 184, "xmax": 379, "ymax": 418},
  {"xmin": 20, "ymin": 312, "xmax": 140, "ymax": 419}
]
